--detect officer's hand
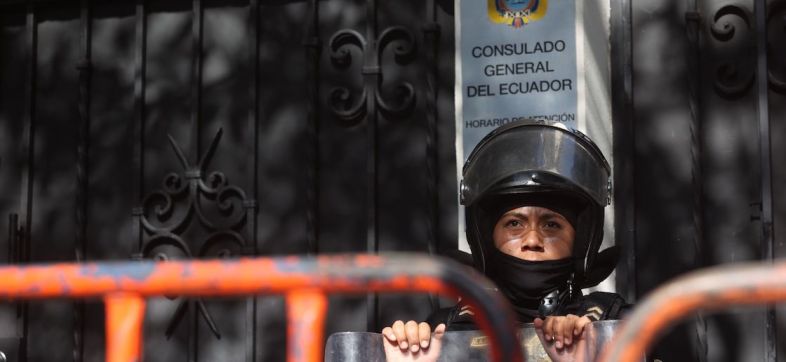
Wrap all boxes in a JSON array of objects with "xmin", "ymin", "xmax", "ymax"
[
  {"xmin": 382, "ymin": 321, "xmax": 445, "ymax": 361},
  {"xmin": 534, "ymin": 315, "xmax": 592, "ymax": 349}
]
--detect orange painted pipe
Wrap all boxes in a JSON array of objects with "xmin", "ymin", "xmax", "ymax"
[
  {"xmin": 287, "ymin": 290, "xmax": 328, "ymax": 362},
  {"xmin": 599, "ymin": 260, "xmax": 786, "ymax": 362},
  {"xmin": 0, "ymin": 255, "xmax": 457, "ymax": 298},
  {"xmin": 0, "ymin": 253, "xmax": 523, "ymax": 362},
  {"xmin": 105, "ymin": 293, "xmax": 145, "ymax": 362}
]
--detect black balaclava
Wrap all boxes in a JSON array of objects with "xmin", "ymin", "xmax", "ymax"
[
  {"xmin": 486, "ymin": 251, "xmax": 573, "ymax": 321},
  {"xmin": 479, "ymin": 192, "xmax": 586, "ymax": 322}
]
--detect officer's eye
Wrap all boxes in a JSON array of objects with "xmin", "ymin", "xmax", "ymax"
[
  {"xmin": 544, "ymin": 221, "xmax": 562, "ymax": 229},
  {"xmin": 505, "ymin": 219, "xmax": 522, "ymax": 228}
]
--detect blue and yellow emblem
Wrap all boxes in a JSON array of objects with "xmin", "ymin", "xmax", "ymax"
[{"xmin": 487, "ymin": 0, "xmax": 548, "ymax": 28}]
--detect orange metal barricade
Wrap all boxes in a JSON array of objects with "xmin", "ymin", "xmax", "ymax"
[
  {"xmin": 599, "ymin": 260, "xmax": 786, "ymax": 362},
  {"xmin": 0, "ymin": 253, "xmax": 524, "ymax": 362}
]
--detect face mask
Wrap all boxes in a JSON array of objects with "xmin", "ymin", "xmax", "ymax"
[{"xmin": 485, "ymin": 249, "xmax": 574, "ymax": 321}]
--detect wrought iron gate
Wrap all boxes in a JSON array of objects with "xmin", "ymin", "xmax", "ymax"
[
  {"xmin": 1, "ymin": 0, "xmax": 785, "ymax": 361},
  {"xmin": 0, "ymin": 0, "xmax": 455, "ymax": 360}
]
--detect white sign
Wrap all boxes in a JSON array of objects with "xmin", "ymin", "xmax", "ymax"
[
  {"xmin": 455, "ymin": 0, "xmax": 579, "ymax": 162},
  {"xmin": 455, "ymin": 0, "xmax": 581, "ymax": 253}
]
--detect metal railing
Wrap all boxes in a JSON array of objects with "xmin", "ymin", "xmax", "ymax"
[
  {"xmin": 0, "ymin": 253, "xmax": 523, "ymax": 362},
  {"xmin": 599, "ymin": 260, "xmax": 786, "ymax": 362}
]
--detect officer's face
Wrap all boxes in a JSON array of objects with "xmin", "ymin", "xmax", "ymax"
[{"xmin": 492, "ymin": 206, "xmax": 575, "ymax": 261}]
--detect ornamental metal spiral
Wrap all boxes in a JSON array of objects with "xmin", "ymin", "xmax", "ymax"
[
  {"xmin": 710, "ymin": 5, "xmax": 755, "ymax": 99},
  {"xmin": 327, "ymin": 25, "xmax": 417, "ymax": 126},
  {"xmin": 135, "ymin": 128, "xmax": 252, "ymax": 340},
  {"xmin": 710, "ymin": 3, "xmax": 786, "ymax": 97}
]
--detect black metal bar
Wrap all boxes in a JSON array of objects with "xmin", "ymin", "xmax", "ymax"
[
  {"xmin": 364, "ymin": 0, "xmax": 380, "ymax": 334},
  {"xmin": 423, "ymin": 0, "xmax": 438, "ymax": 257},
  {"xmin": 610, "ymin": 0, "xmax": 636, "ymax": 303},
  {"xmin": 0, "ymin": 0, "xmax": 65, "ymax": 4},
  {"xmin": 423, "ymin": 0, "xmax": 441, "ymax": 313},
  {"xmin": 754, "ymin": 0, "xmax": 776, "ymax": 360},
  {"xmin": 20, "ymin": 4, "xmax": 37, "ymax": 361},
  {"xmin": 8, "ymin": 214, "xmax": 18, "ymax": 264},
  {"xmin": 74, "ymin": 2, "xmax": 92, "ymax": 360},
  {"xmin": 248, "ymin": 0, "xmax": 261, "ymax": 257},
  {"xmin": 192, "ymin": 0, "xmax": 204, "ymax": 164},
  {"xmin": 131, "ymin": 2, "xmax": 147, "ymax": 358},
  {"xmin": 76, "ymin": 0, "xmax": 91, "ymax": 266},
  {"xmin": 0, "ymin": 0, "xmax": 44, "ymax": 3},
  {"xmin": 684, "ymin": 3, "xmax": 703, "ymax": 270},
  {"xmin": 304, "ymin": 0, "xmax": 320, "ymax": 256},
  {"xmin": 190, "ymin": 1, "xmax": 204, "ymax": 358},
  {"xmin": 22, "ymin": 2, "xmax": 36, "ymax": 268},
  {"xmin": 8, "ymin": 213, "xmax": 20, "ymax": 325},
  {"xmin": 189, "ymin": 301, "xmax": 197, "ymax": 362},
  {"xmin": 133, "ymin": 0, "xmax": 147, "ymax": 253},
  {"xmin": 246, "ymin": 1, "xmax": 260, "ymax": 360},
  {"xmin": 684, "ymin": 2, "xmax": 706, "ymax": 361}
]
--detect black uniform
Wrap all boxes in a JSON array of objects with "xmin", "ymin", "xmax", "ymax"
[{"xmin": 427, "ymin": 291, "xmax": 629, "ymax": 331}]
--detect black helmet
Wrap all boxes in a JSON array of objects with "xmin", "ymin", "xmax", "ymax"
[{"xmin": 460, "ymin": 119, "xmax": 614, "ymax": 288}]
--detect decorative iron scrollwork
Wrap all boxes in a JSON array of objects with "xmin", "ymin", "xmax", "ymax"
[
  {"xmin": 378, "ymin": 26, "xmax": 417, "ymax": 64},
  {"xmin": 329, "ymin": 86, "xmax": 367, "ymax": 125},
  {"xmin": 710, "ymin": 5, "xmax": 755, "ymax": 99},
  {"xmin": 329, "ymin": 29, "xmax": 366, "ymax": 68},
  {"xmin": 327, "ymin": 25, "xmax": 417, "ymax": 126},
  {"xmin": 377, "ymin": 82, "xmax": 415, "ymax": 117},
  {"xmin": 711, "ymin": 5, "xmax": 751, "ymax": 41},
  {"xmin": 136, "ymin": 128, "xmax": 252, "ymax": 340},
  {"xmin": 714, "ymin": 62, "xmax": 755, "ymax": 98},
  {"xmin": 709, "ymin": 3, "xmax": 786, "ymax": 96}
]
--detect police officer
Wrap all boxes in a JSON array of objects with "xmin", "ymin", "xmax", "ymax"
[{"xmin": 382, "ymin": 120, "xmax": 628, "ymax": 360}]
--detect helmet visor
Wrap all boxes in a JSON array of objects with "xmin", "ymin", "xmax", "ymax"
[{"xmin": 462, "ymin": 122, "xmax": 610, "ymax": 207}]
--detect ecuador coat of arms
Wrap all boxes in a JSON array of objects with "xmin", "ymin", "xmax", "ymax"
[{"xmin": 488, "ymin": 0, "xmax": 548, "ymax": 28}]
